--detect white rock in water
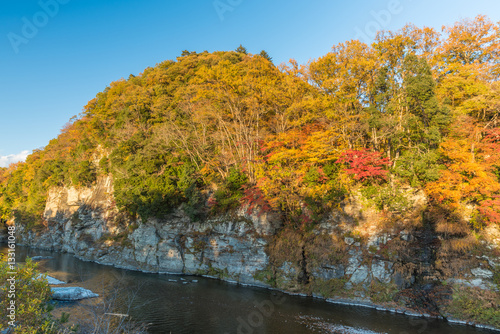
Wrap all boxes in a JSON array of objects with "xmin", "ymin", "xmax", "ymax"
[
  {"xmin": 51, "ymin": 287, "xmax": 99, "ymax": 301},
  {"xmin": 36, "ymin": 274, "xmax": 66, "ymax": 285}
]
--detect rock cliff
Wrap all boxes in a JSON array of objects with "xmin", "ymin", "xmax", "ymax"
[{"xmin": 18, "ymin": 176, "xmax": 277, "ymax": 287}]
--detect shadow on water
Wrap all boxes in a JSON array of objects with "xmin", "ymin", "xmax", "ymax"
[{"xmin": 2, "ymin": 244, "xmax": 498, "ymax": 334}]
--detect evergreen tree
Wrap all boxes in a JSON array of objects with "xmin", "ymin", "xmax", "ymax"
[
  {"xmin": 259, "ymin": 50, "xmax": 272, "ymax": 63},
  {"xmin": 235, "ymin": 44, "xmax": 248, "ymax": 54}
]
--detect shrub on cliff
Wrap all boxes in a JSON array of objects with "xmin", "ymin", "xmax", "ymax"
[{"xmin": 445, "ymin": 285, "xmax": 500, "ymax": 328}]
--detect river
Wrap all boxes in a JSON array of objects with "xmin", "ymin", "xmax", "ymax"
[{"xmin": 1, "ymin": 245, "xmax": 497, "ymax": 334}]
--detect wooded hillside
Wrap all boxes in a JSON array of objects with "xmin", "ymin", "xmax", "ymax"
[{"xmin": 1, "ymin": 15, "xmax": 499, "ymax": 234}]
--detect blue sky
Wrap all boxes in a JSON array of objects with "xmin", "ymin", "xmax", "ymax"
[{"xmin": 1, "ymin": 0, "xmax": 499, "ymax": 167}]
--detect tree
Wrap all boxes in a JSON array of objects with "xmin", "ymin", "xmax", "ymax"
[
  {"xmin": 256, "ymin": 125, "xmax": 346, "ymax": 224},
  {"xmin": 181, "ymin": 50, "xmax": 196, "ymax": 57},
  {"xmin": 403, "ymin": 54, "xmax": 449, "ymax": 145},
  {"xmin": 435, "ymin": 15, "xmax": 500, "ymax": 111},
  {"xmin": 336, "ymin": 149, "xmax": 391, "ymax": 182},
  {"xmin": 438, "ymin": 15, "xmax": 499, "ymax": 69},
  {"xmin": 2, "ymin": 16, "xmax": 500, "ymax": 233},
  {"xmin": 426, "ymin": 118, "xmax": 500, "ymax": 227},
  {"xmin": 308, "ymin": 40, "xmax": 378, "ymax": 148},
  {"xmin": 235, "ymin": 44, "xmax": 247, "ymax": 54},
  {"xmin": 259, "ymin": 50, "xmax": 272, "ymax": 63}
]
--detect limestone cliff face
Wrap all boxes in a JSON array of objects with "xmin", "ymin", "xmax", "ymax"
[{"xmin": 18, "ymin": 176, "xmax": 276, "ymax": 286}]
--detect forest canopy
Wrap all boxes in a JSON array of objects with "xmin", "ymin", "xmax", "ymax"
[{"xmin": 1, "ymin": 15, "xmax": 499, "ymax": 231}]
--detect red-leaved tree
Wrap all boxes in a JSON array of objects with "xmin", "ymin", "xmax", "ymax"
[{"xmin": 336, "ymin": 149, "xmax": 391, "ymax": 182}]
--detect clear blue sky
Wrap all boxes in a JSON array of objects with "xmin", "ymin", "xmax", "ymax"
[{"xmin": 1, "ymin": 0, "xmax": 499, "ymax": 167}]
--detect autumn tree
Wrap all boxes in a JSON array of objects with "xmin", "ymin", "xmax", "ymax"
[
  {"xmin": 435, "ymin": 15, "xmax": 500, "ymax": 110},
  {"xmin": 426, "ymin": 117, "xmax": 500, "ymax": 227},
  {"xmin": 308, "ymin": 40, "xmax": 378, "ymax": 148},
  {"xmin": 336, "ymin": 149, "xmax": 391, "ymax": 183}
]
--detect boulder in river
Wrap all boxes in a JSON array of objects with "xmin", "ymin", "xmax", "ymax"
[{"xmin": 51, "ymin": 287, "xmax": 99, "ymax": 301}]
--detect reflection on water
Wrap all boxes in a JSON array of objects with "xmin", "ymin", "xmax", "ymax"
[{"xmin": 2, "ymin": 245, "xmax": 498, "ymax": 334}]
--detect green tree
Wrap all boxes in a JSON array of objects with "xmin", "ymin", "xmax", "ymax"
[
  {"xmin": 391, "ymin": 54, "xmax": 449, "ymax": 185},
  {"xmin": 259, "ymin": 50, "xmax": 273, "ymax": 63},
  {"xmin": 235, "ymin": 44, "xmax": 248, "ymax": 54}
]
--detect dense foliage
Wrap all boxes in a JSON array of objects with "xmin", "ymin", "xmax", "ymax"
[
  {"xmin": 0, "ymin": 256, "xmax": 69, "ymax": 333},
  {"xmin": 1, "ymin": 15, "xmax": 499, "ymax": 232}
]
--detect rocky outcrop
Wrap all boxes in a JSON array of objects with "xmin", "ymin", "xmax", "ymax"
[
  {"xmin": 93, "ymin": 217, "xmax": 271, "ymax": 286},
  {"xmin": 18, "ymin": 176, "xmax": 277, "ymax": 287}
]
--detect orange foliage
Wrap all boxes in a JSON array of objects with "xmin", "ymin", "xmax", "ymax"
[{"xmin": 426, "ymin": 116, "xmax": 500, "ymax": 225}]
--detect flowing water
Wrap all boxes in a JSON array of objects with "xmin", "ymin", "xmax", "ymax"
[{"xmin": 1, "ymin": 245, "xmax": 498, "ymax": 334}]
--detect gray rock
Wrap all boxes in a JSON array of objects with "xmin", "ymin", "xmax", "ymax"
[
  {"xmin": 275, "ymin": 261, "xmax": 298, "ymax": 284},
  {"xmin": 393, "ymin": 272, "xmax": 412, "ymax": 289},
  {"xmin": 350, "ymin": 265, "xmax": 369, "ymax": 284},
  {"xmin": 368, "ymin": 233, "xmax": 392, "ymax": 249},
  {"xmin": 314, "ymin": 265, "xmax": 345, "ymax": 280},
  {"xmin": 131, "ymin": 224, "xmax": 159, "ymax": 266},
  {"xmin": 345, "ymin": 251, "xmax": 362, "ymax": 275},
  {"xmin": 471, "ymin": 268, "xmax": 494, "ymax": 279},
  {"xmin": 480, "ymin": 255, "xmax": 499, "ymax": 268},
  {"xmin": 344, "ymin": 237, "xmax": 355, "ymax": 245},
  {"xmin": 449, "ymin": 278, "xmax": 496, "ymax": 290},
  {"xmin": 236, "ymin": 205, "xmax": 281, "ymax": 236},
  {"xmin": 13, "ymin": 175, "xmax": 300, "ymax": 288},
  {"xmin": 400, "ymin": 231, "xmax": 411, "ymax": 241},
  {"xmin": 157, "ymin": 241, "xmax": 184, "ymax": 273},
  {"xmin": 279, "ymin": 261, "xmax": 297, "ymax": 275},
  {"xmin": 470, "ymin": 278, "xmax": 486, "ymax": 288},
  {"xmin": 51, "ymin": 287, "xmax": 99, "ymax": 301},
  {"xmin": 371, "ymin": 260, "xmax": 393, "ymax": 284}
]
